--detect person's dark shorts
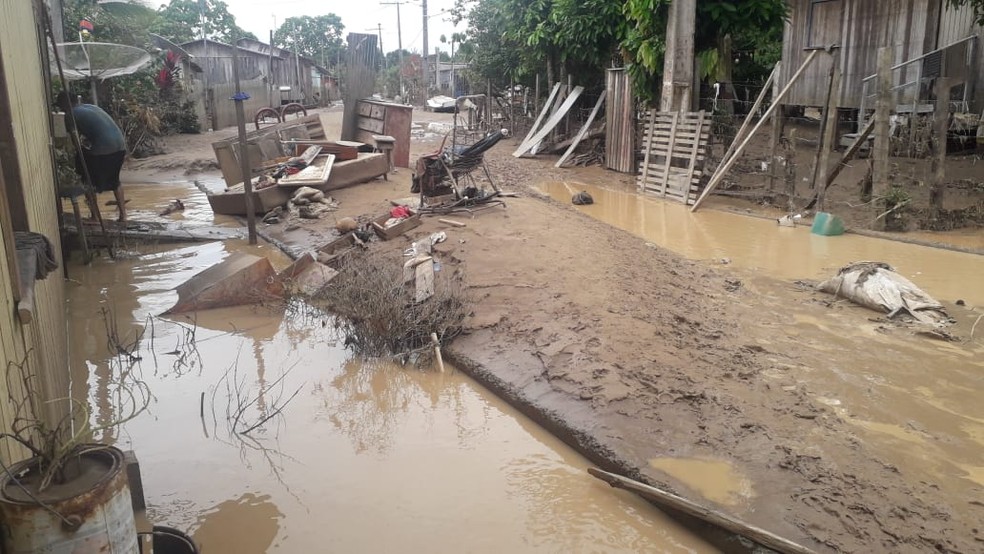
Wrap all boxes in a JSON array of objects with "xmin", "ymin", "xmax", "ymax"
[{"xmin": 76, "ymin": 150, "xmax": 125, "ymax": 193}]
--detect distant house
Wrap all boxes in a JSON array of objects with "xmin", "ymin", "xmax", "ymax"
[
  {"xmin": 780, "ymin": 0, "xmax": 983, "ymax": 112},
  {"xmin": 178, "ymin": 38, "xmax": 335, "ymax": 130},
  {"xmin": 0, "ymin": 1, "xmax": 72, "ymax": 463}
]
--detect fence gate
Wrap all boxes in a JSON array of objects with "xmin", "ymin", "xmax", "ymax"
[
  {"xmin": 605, "ymin": 68, "xmax": 635, "ymax": 173},
  {"xmin": 637, "ymin": 110, "xmax": 710, "ymax": 205}
]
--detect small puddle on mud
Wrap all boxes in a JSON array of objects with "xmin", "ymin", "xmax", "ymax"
[
  {"xmin": 536, "ymin": 181, "xmax": 984, "ymax": 306},
  {"xmin": 648, "ymin": 458, "xmax": 753, "ymax": 507},
  {"xmin": 66, "ymin": 221, "xmax": 718, "ymax": 551}
]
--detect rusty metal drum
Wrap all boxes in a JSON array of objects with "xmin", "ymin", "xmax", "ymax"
[{"xmin": 0, "ymin": 446, "xmax": 138, "ymax": 554}]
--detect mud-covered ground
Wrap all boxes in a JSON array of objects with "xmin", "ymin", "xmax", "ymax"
[{"xmin": 124, "ymin": 108, "xmax": 984, "ymax": 553}]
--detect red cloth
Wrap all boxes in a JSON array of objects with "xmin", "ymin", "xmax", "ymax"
[{"xmin": 390, "ymin": 206, "xmax": 412, "ymax": 219}]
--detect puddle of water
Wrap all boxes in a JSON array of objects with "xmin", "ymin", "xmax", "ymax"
[
  {"xmin": 648, "ymin": 458, "xmax": 754, "ymax": 507},
  {"xmin": 536, "ymin": 181, "xmax": 984, "ymax": 306},
  {"xmin": 66, "ymin": 241, "xmax": 718, "ymax": 553}
]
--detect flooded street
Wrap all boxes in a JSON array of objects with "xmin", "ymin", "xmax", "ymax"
[
  {"xmin": 537, "ymin": 180, "xmax": 984, "ymax": 500},
  {"xmin": 65, "ymin": 181, "xmax": 717, "ymax": 552}
]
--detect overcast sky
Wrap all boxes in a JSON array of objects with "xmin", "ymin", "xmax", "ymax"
[{"xmin": 221, "ymin": 0, "xmax": 462, "ymax": 56}]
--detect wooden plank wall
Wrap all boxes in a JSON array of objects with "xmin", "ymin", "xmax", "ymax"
[
  {"xmin": 781, "ymin": 0, "xmax": 939, "ymax": 108},
  {"xmin": 605, "ymin": 68, "xmax": 635, "ymax": 173},
  {"xmin": 939, "ymin": 3, "xmax": 984, "ymax": 111},
  {"xmin": 0, "ymin": 0, "xmax": 70, "ymax": 463}
]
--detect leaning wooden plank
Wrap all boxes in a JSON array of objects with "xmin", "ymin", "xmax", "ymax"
[
  {"xmin": 638, "ymin": 110, "xmax": 657, "ymax": 191},
  {"xmin": 556, "ymin": 90, "xmax": 607, "ymax": 168},
  {"xmin": 516, "ymin": 83, "xmax": 562, "ymax": 152},
  {"xmin": 513, "ymin": 86, "xmax": 586, "ymax": 157},
  {"xmin": 691, "ymin": 49, "xmax": 820, "ymax": 212},
  {"xmin": 683, "ymin": 112, "xmax": 707, "ymax": 205},
  {"xmin": 659, "ymin": 112, "xmax": 680, "ymax": 195},
  {"xmin": 587, "ymin": 468, "xmax": 818, "ymax": 554},
  {"xmin": 803, "ymin": 117, "xmax": 876, "ymax": 209},
  {"xmin": 718, "ymin": 64, "xmax": 777, "ymax": 169}
]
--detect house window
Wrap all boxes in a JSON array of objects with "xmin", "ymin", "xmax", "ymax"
[{"xmin": 806, "ymin": 0, "xmax": 842, "ymax": 49}]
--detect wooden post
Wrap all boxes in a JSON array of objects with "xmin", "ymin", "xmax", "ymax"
[
  {"xmin": 534, "ymin": 74, "xmax": 540, "ymax": 119},
  {"xmin": 510, "ymin": 78, "xmax": 516, "ymax": 138},
  {"xmin": 720, "ymin": 64, "xmax": 778, "ymax": 169},
  {"xmin": 660, "ymin": 0, "xmax": 696, "ymax": 112},
  {"xmin": 588, "ymin": 468, "xmax": 818, "ymax": 554},
  {"xmin": 767, "ymin": 62, "xmax": 784, "ymax": 192},
  {"xmin": 231, "ymin": 43, "xmax": 258, "ymax": 244},
  {"xmin": 872, "ymin": 47, "xmax": 893, "ymax": 231},
  {"xmin": 815, "ymin": 51, "xmax": 842, "ymax": 211},
  {"xmin": 929, "ymin": 77, "xmax": 952, "ymax": 220},
  {"xmin": 691, "ymin": 49, "xmax": 820, "ymax": 211}
]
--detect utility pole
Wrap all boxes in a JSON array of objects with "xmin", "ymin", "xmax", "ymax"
[
  {"xmin": 377, "ymin": 23, "xmax": 384, "ymax": 61},
  {"xmin": 381, "ymin": 1, "xmax": 406, "ymax": 98},
  {"xmin": 421, "ymin": 0, "xmax": 429, "ymax": 101},
  {"xmin": 659, "ymin": 0, "xmax": 696, "ymax": 112}
]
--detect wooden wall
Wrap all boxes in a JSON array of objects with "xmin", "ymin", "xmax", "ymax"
[
  {"xmin": 938, "ymin": 2, "xmax": 984, "ymax": 111},
  {"xmin": 0, "ymin": 0, "xmax": 70, "ymax": 464},
  {"xmin": 781, "ymin": 0, "xmax": 943, "ymax": 108}
]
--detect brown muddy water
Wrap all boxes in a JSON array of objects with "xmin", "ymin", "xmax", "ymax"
[
  {"xmin": 537, "ymin": 180, "xmax": 984, "ymax": 503},
  {"xmin": 65, "ymin": 181, "xmax": 718, "ymax": 552},
  {"xmin": 537, "ymin": 181, "xmax": 984, "ymax": 306}
]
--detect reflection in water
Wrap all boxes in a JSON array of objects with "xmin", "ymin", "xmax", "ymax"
[
  {"xmin": 536, "ymin": 181, "xmax": 984, "ymax": 306},
  {"xmin": 192, "ymin": 493, "xmax": 283, "ymax": 554}
]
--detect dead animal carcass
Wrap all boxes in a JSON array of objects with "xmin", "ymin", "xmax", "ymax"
[{"xmin": 818, "ymin": 261, "xmax": 950, "ymax": 326}]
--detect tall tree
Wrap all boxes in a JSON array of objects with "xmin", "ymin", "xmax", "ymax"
[
  {"xmin": 948, "ymin": 0, "xmax": 984, "ymax": 25},
  {"xmin": 273, "ymin": 15, "xmax": 345, "ymax": 65},
  {"xmin": 151, "ymin": 0, "xmax": 256, "ymax": 44}
]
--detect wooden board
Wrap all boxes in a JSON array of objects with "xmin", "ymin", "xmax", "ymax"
[
  {"xmin": 518, "ymin": 83, "xmax": 562, "ymax": 150},
  {"xmin": 513, "ymin": 86, "xmax": 585, "ymax": 157},
  {"xmin": 556, "ymin": 91, "xmax": 607, "ymax": 168},
  {"xmin": 277, "ymin": 154, "xmax": 335, "ymax": 186},
  {"xmin": 636, "ymin": 111, "xmax": 709, "ymax": 205}
]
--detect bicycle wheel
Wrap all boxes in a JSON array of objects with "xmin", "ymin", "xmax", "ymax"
[{"xmin": 254, "ymin": 107, "xmax": 281, "ymax": 130}]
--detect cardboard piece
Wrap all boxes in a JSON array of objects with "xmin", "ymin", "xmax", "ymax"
[{"xmin": 164, "ymin": 253, "xmax": 284, "ymax": 314}]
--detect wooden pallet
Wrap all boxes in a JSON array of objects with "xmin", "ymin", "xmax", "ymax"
[{"xmin": 636, "ymin": 111, "xmax": 710, "ymax": 205}]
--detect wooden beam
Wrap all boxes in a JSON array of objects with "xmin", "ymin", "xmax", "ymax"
[
  {"xmin": 555, "ymin": 91, "xmax": 606, "ymax": 168},
  {"xmin": 231, "ymin": 43, "xmax": 258, "ymax": 244},
  {"xmin": 929, "ymin": 77, "xmax": 953, "ymax": 220},
  {"xmin": 691, "ymin": 49, "xmax": 820, "ymax": 211},
  {"xmin": 871, "ymin": 47, "xmax": 893, "ymax": 231},
  {"xmin": 513, "ymin": 86, "xmax": 585, "ymax": 157},
  {"xmin": 638, "ymin": 109, "xmax": 657, "ymax": 190},
  {"xmin": 815, "ymin": 53, "xmax": 842, "ymax": 211},
  {"xmin": 720, "ymin": 63, "xmax": 778, "ymax": 168},
  {"xmin": 517, "ymin": 82, "xmax": 561, "ymax": 151},
  {"xmin": 587, "ymin": 468, "xmax": 818, "ymax": 554},
  {"xmin": 767, "ymin": 62, "xmax": 784, "ymax": 192}
]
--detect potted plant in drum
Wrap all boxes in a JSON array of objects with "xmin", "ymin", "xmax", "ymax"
[{"xmin": 0, "ymin": 314, "xmax": 151, "ymax": 553}]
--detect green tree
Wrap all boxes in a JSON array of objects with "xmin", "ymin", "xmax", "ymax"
[
  {"xmin": 948, "ymin": 0, "xmax": 984, "ymax": 25},
  {"xmin": 151, "ymin": 0, "xmax": 256, "ymax": 44},
  {"xmin": 273, "ymin": 15, "xmax": 345, "ymax": 66},
  {"xmin": 623, "ymin": 0, "xmax": 786, "ymax": 104},
  {"xmin": 63, "ymin": 0, "xmax": 158, "ymax": 47}
]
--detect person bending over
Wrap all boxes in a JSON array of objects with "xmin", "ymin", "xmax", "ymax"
[{"xmin": 58, "ymin": 92, "xmax": 128, "ymax": 222}]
